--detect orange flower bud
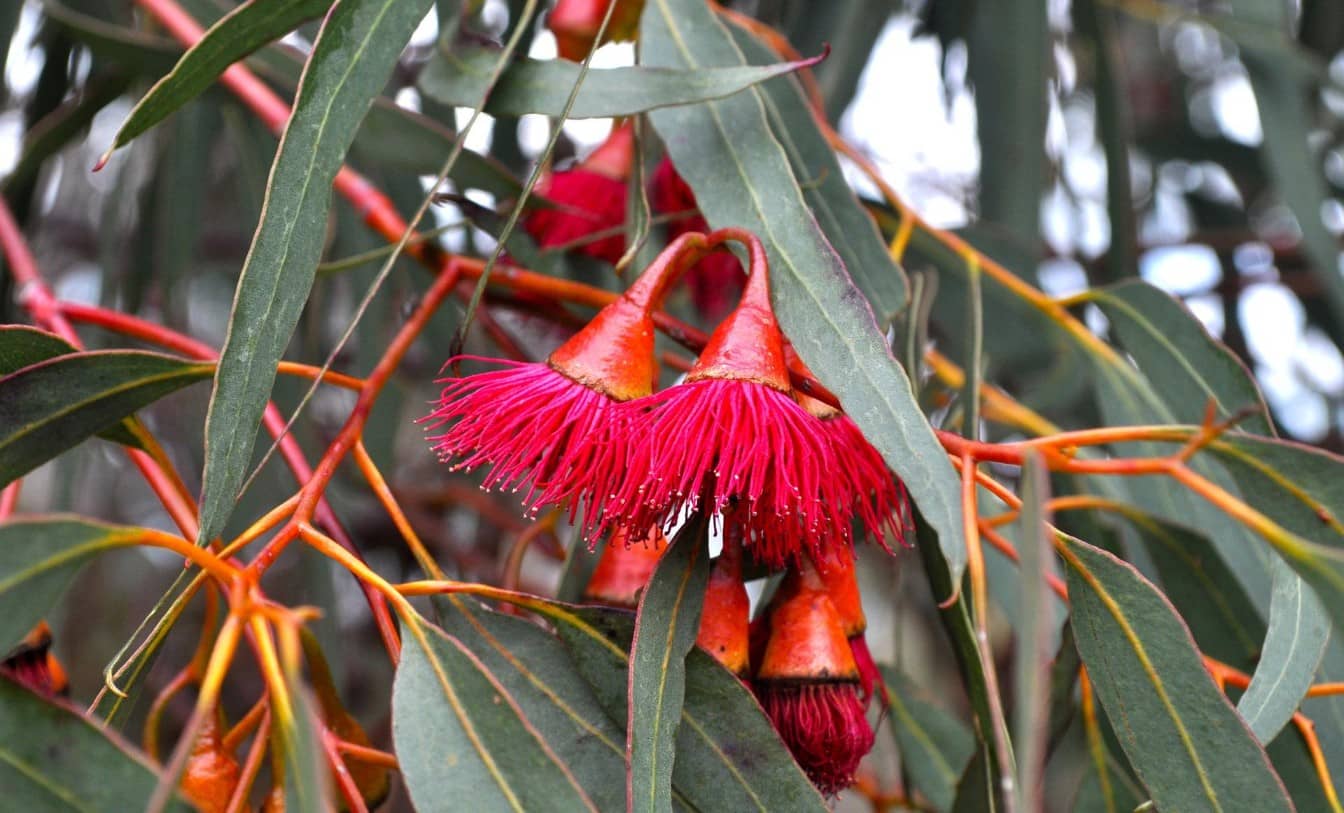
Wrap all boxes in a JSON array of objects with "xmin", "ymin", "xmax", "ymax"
[
  {"xmin": 695, "ymin": 538, "xmax": 750, "ymax": 676},
  {"xmin": 180, "ymin": 709, "xmax": 241, "ymax": 813},
  {"xmin": 584, "ymin": 526, "xmax": 666, "ymax": 607}
]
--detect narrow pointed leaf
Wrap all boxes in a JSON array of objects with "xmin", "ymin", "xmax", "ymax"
[
  {"xmin": 106, "ymin": 0, "xmax": 334, "ymax": 155},
  {"xmin": 627, "ymin": 516, "xmax": 711, "ymax": 813},
  {"xmin": 0, "ymin": 679, "xmax": 193, "ymax": 811},
  {"xmin": 196, "ymin": 0, "xmax": 434, "ymax": 545},
  {"xmin": 641, "ymin": 0, "xmax": 964, "ymax": 580},
  {"xmin": 0, "ymin": 518, "xmax": 138, "ymax": 651},
  {"xmin": 394, "ymin": 619, "xmax": 598, "ymax": 812},
  {"xmin": 880, "ymin": 667, "xmax": 974, "ymax": 812},
  {"xmin": 0, "ymin": 350, "xmax": 212, "ymax": 487},
  {"xmin": 1061, "ymin": 535, "xmax": 1294, "ymax": 812},
  {"xmin": 421, "ymin": 46, "xmax": 824, "ymax": 118},
  {"xmin": 1014, "ymin": 454, "xmax": 1051, "ymax": 813}
]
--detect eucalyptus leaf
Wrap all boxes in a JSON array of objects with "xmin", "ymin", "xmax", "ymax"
[
  {"xmin": 420, "ymin": 45, "xmax": 824, "ymax": 119},
  {"xmin": 195, "ymin": 0, "xmax": 434, "ymax": 545},
  {"xmin": 0, "ymin": 350, "xmax": 212, "ymax": 487}
]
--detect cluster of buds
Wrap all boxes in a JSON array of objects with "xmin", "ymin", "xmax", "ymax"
[{"xmin": 425, "ymin": 128, "xmax": 912, "ymax": 794}]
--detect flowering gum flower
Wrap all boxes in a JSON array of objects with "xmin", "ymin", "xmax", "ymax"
[
  {"xmin": 695, "ymin": 536, "xmax": 750, "ymax": 676},
  {"xmin": 611, "ymin": 248, "xmax": 850, "ymax": 567},
  {"xmin": 524, "ymin": 123, "xmax": 634, "ymax": 264},
  {"xmin": 788, "ymin": 347, "xmax": 912, "ymax": 553},
  {"xmin": 1, "ymin": 622, "xmax": 67, "ymax": 698},
  {"xmin": 811, "ymin": 545, "xmax": 880, "ymax": 705},
  {"xmin": 584, "ymin": 526, "xmax": 666, "ymax": 607},
  {"xmin": 548, "ymin": 0, "xmax": 646, "ymax": 62},
  {"xmin": 754, "ymin": 563, "xmax": 874, "ymax": 796},
  {"xmin": 424, "ymin": 231, "xmax": 694, "ymax": 529},
  {"xmin": 650, "ymin": 158, "xmax": 742, "ymax": 320}
]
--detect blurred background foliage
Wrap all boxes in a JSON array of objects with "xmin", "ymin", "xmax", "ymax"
[{"xmin": 5, "ymin": 0, "xmax": 1344, "ymax": 808}]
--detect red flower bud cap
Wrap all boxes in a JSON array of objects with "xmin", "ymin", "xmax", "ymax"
[
  {"xmin": 549, "ymin": 234, "xmax": 688, "ymax": 401},
  {"xmin": 811, "ymin": 546, "xmax": 866, "ymax": 638},
  {"xmin": 756, "ymin": 577, "xmax": 859, "ymax": 683},
  {"xmin": 181, "ymin": 708, "xmax": 242, "ymax": 813},
  {"xmin": 696, "ymin": 538, "xmax": 750, "ymax": 676},
  {"xmin": 584, "ymin": 526, "xmax": 666, "ymax": 607},
  {"xmin": 687, "ymin": 256, "xmax": 789, "ymax": 390}
]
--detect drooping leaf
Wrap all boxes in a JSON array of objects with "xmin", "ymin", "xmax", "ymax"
[
  {"xmin": 1238, "ymin": 558, "xmax": 1330, "ymax": 743},
  {"xmin": 0, "ymin": 678, "xmax": 193, "ymax": 811},
  {"xmin": 914, "ymin": 513, "xmax": 1011, "ymax": 811},
  {"xmin": 420, "ymin": 46, "xmax": 824, "ymax": 119},
  {"xmin": 0, "ymin": 518, "xmax": 138, "ymax": 652},
  {"xmin": 1061, "ymin": 534, "xmax": 1295, "ymax": 811},
  {"xmin": 105, "ymin": 0, "xmax": 334, "ymax": 156},
  {"xmin": 880, "ymin": 666, "xmax": 974, "ymax": 812},
  {"xmin": 281, "ymin": 678, "xmax": 332, "ymax": 813},
  {"xmin": 394, "ymin": 618, "xmax": 598, "ymax": 811},
  {"xmin": 966, "ymin": 0, "xmax": 1048, "ymax": 284},
  {"xmin": 641, "ymin": 0, "xmax": 964, "ymax": 581},
  {"xmin": 627, "ymin": 516, "xmax": 711, "ymax": 813},
  {"xmin": 195, "ymin": 0, "xmax": 434, "ymax": 545},
  {"xmin": 724, "ymin": 21, "xmax": 908, "ymax": 322},
  {"xmin": 1013, "ymin": 454, "xmax": 1052, "ymax": 813},
  {"xmin": 0, "ymin": 350, "xmax": 212, "ymax": 487},
  {"xmin": 435, "ymin": 597, "xmax": 627, "ymax": 810}
]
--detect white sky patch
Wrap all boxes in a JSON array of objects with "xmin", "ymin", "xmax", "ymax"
[
  {"xmin": 1140, "ymin": 244, "xmax": 1221, "ymax": 295},
  {"xmin": 1241, "ymin": 283, "xmax": 1306, "ymax": 368}
]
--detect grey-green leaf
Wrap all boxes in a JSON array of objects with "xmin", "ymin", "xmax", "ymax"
[
  {"xmin": 435, "ymin": 596, "xmax": 626, "ymax": 811},
  {"xmin": 105, "ymin": 0, "xmax": 335, "ymax": 157},
  {"xmin": 627, "ymin": 516, "xmax": 711, "ymax": 813},
  {"xmin": 420, "ymin": 45, "xmax": 824, "ymax": 119},
  {"xmin": 1062, "ymin": 534, "xmax": 1295, "ymax": 812},
  {"xmin": 394, "ymin": 619, "xmax": 598, "ymax": 812},
  {"xmin": 1239, "ymin": 558, "xmax": 1330, "ymax": 743},
  {"xmin": 641, "ymin": 0, "xmax": 964, "ymax": 580},
  {"xmin": 0, "ymin": 518, "xmax": 135, "ymax": 652},
  {"xmin": 0, "ymin": 678, "xmax": 193, "ymax": 811},
  {"xmin": 880, "ymin": 667, "xmax": 974, "ymax": 812},
  {"xmin": 0, "ymin": 350, "xmax": 212, "ymax": 488},
  {"xmin": 195, "ymin": 0, "xmax": 433, "ymax": 545}
]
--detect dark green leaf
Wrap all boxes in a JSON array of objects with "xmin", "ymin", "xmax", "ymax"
[
  {"xmin": 0, "ymin": 326, "xmax": 143, "ymax": 448},
  {"xmin": 420, "ymin": 45, "xmax": 824, "ymax": 119},
  {"xmin": 627, "ymin": 516, "xmax": 711, "ymax": 813},
  {"xmin": 1062, "ymin": 535, "xmax": 1294, "ymax": 811},
  {"xmin": 0, "ymin": 518, "xmax": 135, "ymax": 651},
  {"xmin": 42, "ymin": 0, "xmax": 181, "ymax": 75},
  {"xmin": 435, "ymin": 597, "xmax": 627, "ymax": 810},
  {"xmin": 0, "ymin": 678, "xmax": 193, "ymax": 811},
  {"xmin": 196, "ymin": 0, "xmax": 434, "ymax": 545},
  {"xmin": 880, "ymin": 666, "xmax": 974, "ymax": 812},
  {"xmin": 642, "ymin": 0, "xmax": 963, "ymax": 580},
  {"xmin": 105, "ymin": 0, "xmax": 334, "ymax": 156},
  {"xmin": 0, "ymin": 350, "xmax": 212, "ymax": 487},
  {"xmin": 393, "ymin": 618, "xmax": 599, "ymax": 811}
]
